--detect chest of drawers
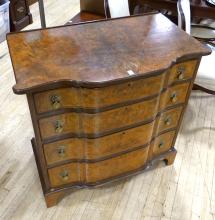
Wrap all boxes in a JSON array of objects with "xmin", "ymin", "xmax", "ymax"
[{"xmin": 7, "ymin": 12, "xmax": 211, "ymax": 207}]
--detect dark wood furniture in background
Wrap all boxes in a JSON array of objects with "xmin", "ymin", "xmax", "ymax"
[
  {"xmin": 28, "ymin": 0, "xmax": 37, "ymax": 5},
  {"xmin": 70, "ymin": 0, "xmax": 142, "ymax": 23},
  {"xmin": 9, "ymin": 0, "xmax": 32, "ymax": 31},
  {"xmin": 141, "ymin": 0, "xmax": 215, "ymax": 19},
  {"xmin": 7, "ymin": 13, "xmax": 210, "ymax": 207},
  {"xmin": 70, "ymin": 0, "xmax": 215, "ymax": 23}
]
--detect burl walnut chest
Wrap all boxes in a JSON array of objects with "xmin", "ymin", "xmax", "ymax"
[{"xmin": 7, "ymin": 13, "xmax": 211, "ymax": 207}]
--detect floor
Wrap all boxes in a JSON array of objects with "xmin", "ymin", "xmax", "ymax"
[{"xmin": 0, "ymin": 1, "xmax": 215, "ymax": 219}]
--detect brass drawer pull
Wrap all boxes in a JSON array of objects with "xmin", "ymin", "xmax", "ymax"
[
  {"xmin": 50, "ymin": 95, "xmax": 61, "ymax": 109},
  {"xmin": 170, "ymin": 92, "xmax": 177, "ymax": 103},
  {"xmin": 60, "ymin": 170, "xmax": 69, "ymax": 181},
  {"xmin": 158, "ymin": 141, "xmax": 164, "ymax": 149},
  {"xmin": 177, "ymin": 66, "xmax": 186, "ymax": 80},
  {"xmin": 164, "ymin": 117, "xmax": 172, "ymax": 126},
  {"xmin": 55, "ymin": 120, "xmax": 64, "ymax": 133},
  {"xmin": 57, "ymin": 146, "xmax": 66, "ymax": 157}
]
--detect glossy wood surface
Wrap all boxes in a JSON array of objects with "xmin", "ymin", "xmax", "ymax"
[
  {"xmin": 2, "ymin": 1, "xmax": 215, "ymax": 215},
  {"xmin": 156, "ymin": 106, "xmax": 183, "ymax": 134},
  {"xmin": 159, "ymin": 82, "xmax": 190, "ymax": 110},
  {"xmin": 7, "ymin": 13, "xmax": 210, "ymax": 94},
  {"xmin": 151, "ymin": 130, "xmax": 176, "ymax": 156},
  {"xmin": 34, "ymin": 74, "xmax": 165, "ymax": 113},
  {"xmin": 44, "ymin": 122, "xmax": 154, "ymax": 165},
  {"xmin": 48, "ymin": 146, "xmax": 149, "ymax": 187},
  {"xmin": 68, "ymin": 12, "xmax": 105, "ymax": 24},
  {"xmin": 7, "ymin": 12, "xmax": 211, "ymax": 207},
  {"xmin": 167, "ymin": 59, "xmax": 198, "ymax": 85},
  {"xmin": 39, "ymin": 97, "xmax": 159, "ymax": 140}
]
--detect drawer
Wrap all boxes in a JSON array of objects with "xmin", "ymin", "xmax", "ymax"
[
  {"xmin": 157, "ymin": 106, "xmax": 183, "ymax": 134},
  {"xmin": 48, "ymin": 146, "xmax": 149, "ymax": 187},
  {"xmin": 159, "ymin": 82, "xmax": 190, "ymax": 110},
  {"xmin": 34, "ymin": 88, "xmax": 79, "ymax": 114},
  {"xmin": 48, "ymin": 163, "xmax": 81, "ymax": 188},
  {"xmin": 168, "ymin": 60, "xmax": 198, "ymax": 85},
  {"xmin": 39, "ymin": 97, "xmax": 159, "ymax": 140},
  {"xmin": 151, "ymin": 130, "xmax": 175, "ymax": 157},
  {"xmin": 34, "ymin": 74, "xmax": 165, "ymax": 113},
  {"xmin": 44, "ymin": 122, "xmax": 154, "ymax": 165}
]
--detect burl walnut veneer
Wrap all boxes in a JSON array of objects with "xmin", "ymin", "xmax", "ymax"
[{"xmin": 7, "ymin": 13, "xmax": 211, "ymax": 207}]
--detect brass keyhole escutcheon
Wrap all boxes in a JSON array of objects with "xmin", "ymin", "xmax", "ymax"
[
  {"xmin": 60, "ymin": 170, "xmax": 69, "ymax": 181},
  {"xmin": 158, "ymin": 141, "xmax": 164, "ymax": 149},
  {"xmin": 55, "ymin": 120, "xmax": 64, "ymax": 133},
  {"xmin": 127, "ymin": 82, "xmax": 132, "ymax": 87},
  {"xmin": 17, "ymin": 6, "xmax": 25, "ymax": 13},
  {"xmin": 164, "ymin": 117, "xmax": 172, "ymax": 126},
  {"xmin": 177, "ymin": 66, "xmax": 185, "ymax": 80},
  {"xmin": 50, "ymin": 94, "xmax": 61, "ymax": 109},
  {"xmin": 170, "ymin": 92, "xmax": 177, "ymax": 103},
  {"xmin": 57, "ymin": 146, "xmax": 66, "ymax": 157}
]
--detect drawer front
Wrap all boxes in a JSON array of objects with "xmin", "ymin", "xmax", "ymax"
[
  {"xmin": 34, "ymin": 74, "xmax": 164, "ymax": 113},
  {"xmin": 157, "ymin": 106, "xmax": 183, "ymax": 134},
  {"xmin": 39, "ymin": 97, "xmax": 159, "ymax": 140},
  {"xmin": 151, "ymin": 130, "xmax": 175, "ymax": 156},
  {"xmin": 86, "ymin": 147, "xmax": 149, "ymax": 183},
  {"xmin": 159, "ymin": 82, "xmax": 190, "ymax": 110},
  {"xmin": 44, "ymin": 122, "xmax": 154, "ymax": 165},
  {"xmin": 168, "ymin": 60, "xmax": 198, "ymax": 85},
  {"xmin": 48, "ymin": 163, "xmax": 81, "ymax": 187},
  {"xmin": 34, "ymin": 88, "xmax": 79, "ymax": 114},
  {"xmin": 48, "ymin": 147, "xmax": 149, "ymax": 187}
]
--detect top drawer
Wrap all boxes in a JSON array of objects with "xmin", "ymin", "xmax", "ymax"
[
  {"xmin": 168, "ymin": 60, "xmax": 198, "ymax": 85},
  {"xmin": 34, "ymin": 74, "xmax": 165, "ymax": 114}
]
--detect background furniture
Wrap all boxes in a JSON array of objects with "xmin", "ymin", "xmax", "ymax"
[
  {"xmin": 68, "ymin": 0, "xmax": 215, "ymax": 24},
  {"xmin": 68, "ymin": 0, "xmax": 143, "ymax": 23},
  {"xmin": 9, "ymin": 0, "xmax": 32, "ymax": 31},
  {"xmin": 177, "ymin": 0, "xmax": 215, "ymax": 95},
  {"xmin": 142, "ymin": 0, "xmax": 215, "ymax": 20},
  {"xmin": 7, "ymin": 13, "xmax": 210, "ymax": 207}
]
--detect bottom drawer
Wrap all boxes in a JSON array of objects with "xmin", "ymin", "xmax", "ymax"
[
  {"xmin": 151, "ymin": 130, "xmax": 176, "ymax": 157},
  {"xmin": 48, "ymin": 146, "xmax": 149, "ymax": 188}
]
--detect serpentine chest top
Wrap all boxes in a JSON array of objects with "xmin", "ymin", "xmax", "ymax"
[{"xmin": 7, "ymin": 13, "xmax": 211, "ymax": 207}]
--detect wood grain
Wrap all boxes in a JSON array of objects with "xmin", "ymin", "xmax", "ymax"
[
  {"xmin": 44, "ymin": 121, "xmax": 154, "ymax": 165},
  {"xmin": 34, "ymin": 74, "xmax": 165, "ymax": 113},
  {"xmin": 168, "ymin": 59, "xmax": 198, "ymax": 85},
  {"xmin": 39, "ymin": 97, "xmax": 159, "ymax": 139},
  {"xmin": 48, "ymin": 146, "xmax": 149, "ymax": 187},
  {"xmin": 156, "ymin": 106, "xmax": 183, "ymax": 134},
  {"xmin": 1, "ymin": 0, "xmax": 215, "ymax": 218},
  {"xmin": 7, "ymin": 13, "xmax": 210, "ymax": 94}
]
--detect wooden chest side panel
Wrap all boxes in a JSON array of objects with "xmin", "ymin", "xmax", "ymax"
[{"xmin": 44, "ymin": 122, "xmax": 154, "ymax": 165}]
